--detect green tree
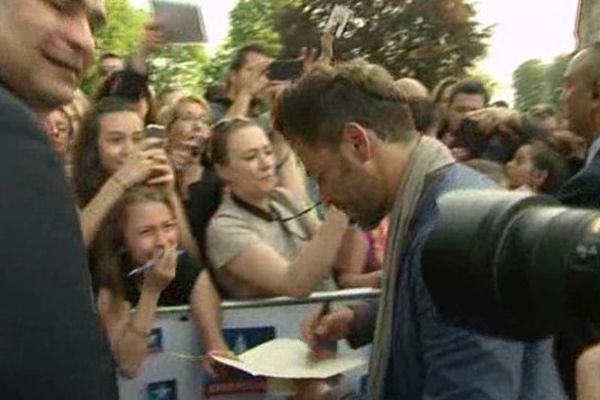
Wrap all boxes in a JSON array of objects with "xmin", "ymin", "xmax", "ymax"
[
  {"xmin": 97, "ymin": 0, "xmax": 149, "ymax": 57},
  {"xmin": 151, "ymin": 45, "xmax": 211, "ymax": 96},
  {"xmin": 80, "ymin": 0, "xmax": 148, "ymax": 95},
  {"xmin": 543, "ymin": 53, "xmax": 573, "ymax": 110},
  {"xmin": 273, "ymin": 0, "xmax": 492, "ymax": 88},
  {"xmin": 512, "ymin": 54, "xmax": 572, "ymax": 112},
  {"xmin": 512, "ymin": 59, "xmax": 546, "ymax": 111},
  {"xmin": 203, "ymin": 0, "xmax": 290, "ymax": 85}
]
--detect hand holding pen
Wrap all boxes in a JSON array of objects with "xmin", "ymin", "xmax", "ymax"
[
  {"xmin": 301, "ymin": 301, "xmax": 355, "ymax": 361},
  {"xmin": 131, "ymin": 246, "xmax": 180, "ymax": 294},
  {"xmin": 128, "ymin": 248, "xmax": 185, "ymax": 277}
]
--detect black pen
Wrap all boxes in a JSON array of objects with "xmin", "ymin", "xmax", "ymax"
[{"xmin": 319, "ymin": 300, "xmax": 331, "ymax": 318}]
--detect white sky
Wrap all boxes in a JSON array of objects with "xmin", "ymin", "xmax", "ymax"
[{"xmin": 130, "ymin": 0, "xmax": 579, "ymax": 101}]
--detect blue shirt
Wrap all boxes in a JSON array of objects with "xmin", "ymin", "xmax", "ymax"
[{"xmin": 376, "ymin": 164, "xmax": 566, "ymax": 399}]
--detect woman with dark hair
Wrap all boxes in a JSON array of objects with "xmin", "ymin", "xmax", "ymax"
[
  {"xmin": 95, "ymin": 73, "xmax": 156, "ymax": 125},
  {"xmin": 505, "ymin": 140, "xmax": 571, "ymax": 194},
  {"xmin": 72, "ymin": 97, "xmax": 199, "ymax": 258},
  {"xmin": 208, "ymin": 44, "xmax": 272, "ymax": 122},
  {"xmin": 205, "ymin": 118, "xmax": 347, "ymax": 299},
  {"xmin": 92, "ymin": 185, "xmax": 222, "ymax": 378}
]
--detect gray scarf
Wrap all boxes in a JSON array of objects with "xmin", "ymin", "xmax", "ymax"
[{"xmin": 369, "ymin": 136, "xmax": 455, "ymax": 399}]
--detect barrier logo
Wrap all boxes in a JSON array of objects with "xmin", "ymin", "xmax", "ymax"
[
  {"xmin": 147, "ymin": 379, "xmax": 177, "ymax": 400},
  {"xmin": 223, "ymin": 326, "xmax": 276, "ymax": 354},
  {"xmin": 148, "ymin": 327, "xmax": 163, "ymax": 353}
]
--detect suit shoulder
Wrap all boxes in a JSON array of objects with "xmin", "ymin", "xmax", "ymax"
[{"xmin": 0, "ymin": 85, "xmax": 44, "ymax": 139}]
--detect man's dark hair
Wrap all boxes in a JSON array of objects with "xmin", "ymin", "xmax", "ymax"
[
  {"xmin": 491, "ymin": 100, "xmax": 509, "ymax": 108},
  {"xmin": 408, "ymin": 99, "xmax": 442, "ymax": 135},
  {"xmin": 529, "ymin": 140, "xmax": 570, "ymax": 195},
  {"xmin": 100, "ymin": 52, "xmax": 121, "ymax": 61},
  {"xmin": 229, "ymin": 44, "xmax": 269, "ymax": 72},
  {"xmin": 277, "ymin": 61, "xmax": 417, "ymax": 147},
  {"xmin": 448, "ymin": 78, "xmax": 490, "ymax": 105}
]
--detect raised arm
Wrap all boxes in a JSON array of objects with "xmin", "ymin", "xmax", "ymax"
[
  {"xmin": 209, "ymin": 206, "xmax": 348, "ymax": 298},
  {"xmin": 97, "ymin": 247, "xmax": 177, "ymax": 378},
  {"xmin": 79, "ymin": 146, "xmax": 167, "ymax": 246}
]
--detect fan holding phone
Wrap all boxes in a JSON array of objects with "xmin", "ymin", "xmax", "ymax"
[{"xmin": 72, "ymin": 98, "xmax": 200, "ymax": 260}]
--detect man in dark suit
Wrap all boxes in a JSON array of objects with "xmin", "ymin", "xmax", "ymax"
[
  {"xmin": 557, "ymin": 42, "xmax": 600, "ymax": 209},
  {"xmin": 554, "ymin": 43, "xmax": 600, "ymax": 399},
  {"xmin": 0, "ymin": 1, "xmax": 118, "ymax": 398}
]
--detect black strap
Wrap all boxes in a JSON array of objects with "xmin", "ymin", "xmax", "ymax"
[{"xmin": 231, "ymin": 193, "xmax": 276, "ymax": 222}]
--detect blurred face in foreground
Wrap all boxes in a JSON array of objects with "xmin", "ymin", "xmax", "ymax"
[{"xmin": 0, "ymin": 0, "xmax": 103, "ymax": 110}]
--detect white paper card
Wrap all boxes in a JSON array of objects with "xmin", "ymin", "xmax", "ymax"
[
  {"xmin": 212, "ymin": 338, "xmax": 367, "ymax": 379},
  {"xmin": 324, "ymin": 5, "xmax": 353, "ymax": 38}
]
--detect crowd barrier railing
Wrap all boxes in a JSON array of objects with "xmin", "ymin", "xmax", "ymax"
[{"xmin": 118, "ymin": 288, "xmax": 380, "ymax": 400}]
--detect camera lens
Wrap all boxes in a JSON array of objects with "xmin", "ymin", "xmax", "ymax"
[{"xmin": 422, "ymin": 190, "xmax": 600, "ymax": 340}]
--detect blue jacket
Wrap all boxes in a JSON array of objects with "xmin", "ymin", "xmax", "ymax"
[{"xmin": 355, "ymin": 164, "xmax": 566, "ymax": 400}]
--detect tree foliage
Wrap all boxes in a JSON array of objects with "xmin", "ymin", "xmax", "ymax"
[
  {"xmin": 273, "ymin": 0, "xmax": 492, "ymax": 88},
  {"xmin": 512, "ymin": 54, "xmax": 572, "ymax": 112},
  {"xmin": 97, "ymin": 0, "xmax": 149, "ymax": 57},
  {"xmin": 151, "ymin": 45, "xmax": 211, "ymax": 96},
  {"xmin": 80, "ymin": 0, "xmax": 148, "ymax": 95},
  {"xmin": 83, "ymin": 0, "xmax": 212, "ymax": 97},
  {"xmin": 512, "ymin": 59, "xmax": 546, "ymax": 111},
  {"xmin": 203, "ymin": 0, "xmax": 289, "ymax": 85}
]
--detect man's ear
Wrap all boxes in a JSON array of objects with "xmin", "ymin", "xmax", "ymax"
[{"xmin": 340, "ymin": 122, "xmax": 373, "ymax": 162}]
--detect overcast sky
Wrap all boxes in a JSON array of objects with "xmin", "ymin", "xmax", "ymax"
[{"xmin": 130, "ymin": 0, "xmax": 579, "ymax": 101}]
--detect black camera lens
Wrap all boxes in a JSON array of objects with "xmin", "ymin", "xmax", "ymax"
[{"xmin": 422, "ymin": 190, "xmax": 600, "ymax": 340}]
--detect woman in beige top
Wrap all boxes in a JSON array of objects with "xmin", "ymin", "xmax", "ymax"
[{"xmin": 206, "ymin": 118, "xmax": 348, "ymax": 299}]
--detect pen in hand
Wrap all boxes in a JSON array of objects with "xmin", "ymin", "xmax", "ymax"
[
  {"xmin": 319, "ymin": 300, "xmax": 331, "ymax": 319},
  {"xmin": 127, "ymin": 249, "xmax": 185, "ymax": 277},
  {"xmin": 311, "ymin": 300, "xmax": 338, "ymax": 361}
]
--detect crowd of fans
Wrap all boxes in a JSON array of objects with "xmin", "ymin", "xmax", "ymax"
[{"xmin": 26, "ymin": 15, "xmax": 600, "ymax": 400}]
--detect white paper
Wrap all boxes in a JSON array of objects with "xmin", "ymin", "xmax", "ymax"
[
  {"xmin": 324, "ymin": 5, "xmax": 353, "ymax": 38},
  {"xmin": 151, "ymin": 0, "xmax": 208, "ymax": 43},
  {"xmin": 211, "ymin": 338, "xmax": 367, "ymax": 379}
]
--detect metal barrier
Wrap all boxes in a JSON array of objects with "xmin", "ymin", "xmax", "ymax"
[{"xmin": 118, "ymin": 288, "xmax": 379, "ymax": 400}]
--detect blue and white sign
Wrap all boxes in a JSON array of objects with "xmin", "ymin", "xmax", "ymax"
[
  {"xmin": 147, "ymin": 379, "xmax": 177, "ymax": 400},
  {"xmin": 148, "ymin": 327, "xmax": 163, "ymax": 353},
  {"xmin": 223, "ymin": 326, "xmax": 276, "ymax": 354}
]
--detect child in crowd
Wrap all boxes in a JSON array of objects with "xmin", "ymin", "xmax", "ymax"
[
  {"xmin": 504, "ymin": 140, "xmax": 570, "ymax": 194},
  {"xmin": 92, "ymin": 186, "xmax": 220, "ymax": 378}
]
